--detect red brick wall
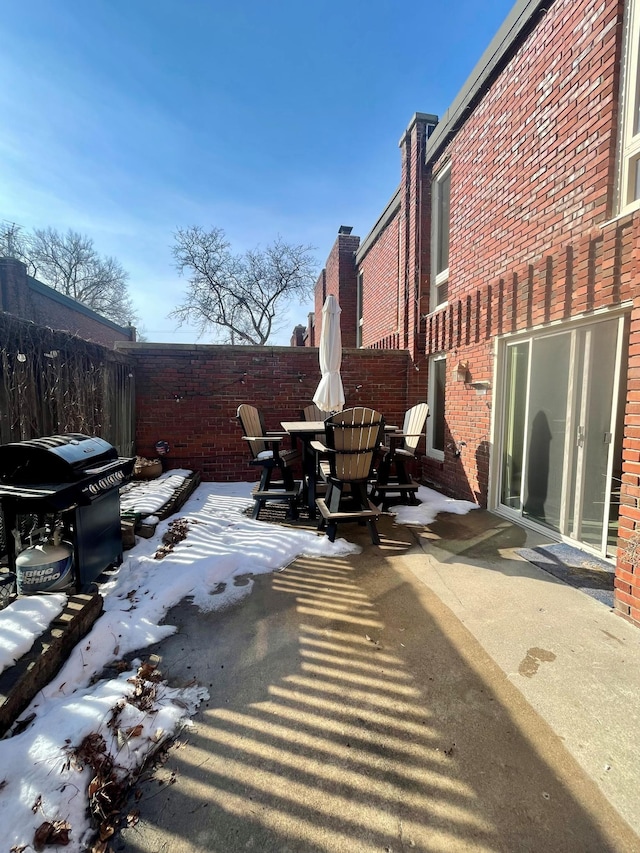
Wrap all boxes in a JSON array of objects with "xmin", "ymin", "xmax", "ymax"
[
  {"xmin": 317, "ymin": 232, "xmax": 360, "ymax": 348},
  {"xmin": 438, "ymin": 0, "xmax": 623, "ymax": 305},
  {"xmin": 313, "ymin": 269, "xmax": 326, "ymax": 344},
  {"xmin": 125, "ymin": 344, "xmax": 415, "ymax": 481},
  {"xmin": 415, "ymin": 0, "xmax": 640, "ymax": 622},
  {"xmin": 423, "ymin": 212, "xmax": 639, "ymax": 611},
  {"xmin": 401, "ymin": 118, "xmax": 431, "ymax": 358},
  {"xmin": 351, "ymin": 117, "xmax": 434, "ymax": 360},
  {"xmin": 336, "ymin": 234, "xmax": 360, "ymax": 348},
  {"xmin": 617, "ymin": 268, "xmax": 640, "ymax": 626},
  {"xmin": 359, "ymin": 215, "xmax": 401, "ymax": 349},
  {"xmin": 0, "ymin": 258, "xmax": 134, "ymax": 347},
  {"xmin": 422, "ymin": 0, "xmax": 624, "ymax": 494}
]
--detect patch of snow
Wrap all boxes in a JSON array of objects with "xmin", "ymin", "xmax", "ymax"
[
  {"xmin": 392, "ymin": 485, "xmax": 479, "ymax": 526},
  {"xmin": 0, "ymin": 478, "xmax": 475, "ymax": 850},
  {"xmin": 0, "ymin": 480, "xmax": 360, "ymax": 852},
  {"xmin": 119, "ymin": 468, "xmax": 193, "ymax": 517},
  {"xmin": 0, "ymin": 594, "xmax": 67, "ymax": 675}
]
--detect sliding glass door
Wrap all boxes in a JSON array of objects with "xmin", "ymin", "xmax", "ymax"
[{"xmin": 498, "ymin": 316, "xmax": 627, "ymax": 556}]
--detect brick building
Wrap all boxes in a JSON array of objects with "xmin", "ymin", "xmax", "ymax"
[
  {"xmin": 0, "ymin": 258, "xmax": 136, "ymax": 348},
  {"xmin": 306, "ymin": 0, "xmax": 640, "ymax": 625}
]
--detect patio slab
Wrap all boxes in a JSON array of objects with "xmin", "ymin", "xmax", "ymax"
[
  {"xmin": 119, "ymin": 510, "xmax": 640, "ymax": 852},
  {"xmin": 407, "ymin": 509, "xmax": 640, "ymax": 842}
]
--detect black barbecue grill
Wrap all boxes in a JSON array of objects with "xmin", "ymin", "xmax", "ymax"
[{"xmin": 0, "ymin": 434, "xmax": 135, "ymax": 589}]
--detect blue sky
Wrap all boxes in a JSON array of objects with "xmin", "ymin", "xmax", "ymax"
[{"xmin": 1, "ymin": 0, "xmax": 515, "ymax": 343}]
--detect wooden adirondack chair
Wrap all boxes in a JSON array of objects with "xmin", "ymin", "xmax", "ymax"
[
  {"xmin": 313, "ymin": 407, "xmax": 385, "ymax": 544},
  {"xmin": 302, "ymin": 402, "xmax": 342, "ymax": 422},
  {"xmin": 237, "ymin": 404, "xmax": 301, "ymax": 520},
  {"xmin": 370, "ymin": 402, "xmax": 429, "ymax": 510},
  {"xmin": 301, "ymin": 402, "xmax": 338, "ymax": 483}
]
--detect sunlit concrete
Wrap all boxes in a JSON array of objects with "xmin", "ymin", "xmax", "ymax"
[
  {"xmin": 120, "ymin": 512, "xmax": 640, "ymax": 853},
  {"xmin": 404, "ymin": 508, "xmax": 640, "ymax": 841}
]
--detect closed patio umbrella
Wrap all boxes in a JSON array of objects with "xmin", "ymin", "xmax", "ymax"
[{"xmin": 312, "ymin": 294, "xmax": 345, "ymax": 413}]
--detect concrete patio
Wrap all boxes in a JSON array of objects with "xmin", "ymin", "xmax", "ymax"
[{"xmin": 119, "ymin": 508, "xmax": 640, "ymax": 853}]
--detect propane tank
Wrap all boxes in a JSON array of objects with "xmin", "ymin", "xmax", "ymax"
[{"xmin": 15, "ymin": 526, "xmax": 74, "ymax": 595}]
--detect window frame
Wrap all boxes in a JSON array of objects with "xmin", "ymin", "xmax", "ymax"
[
  {"xmin": 427, "ymin": 353, "xmax": 446, "ymax": 460},
  {"xmin": 618, "ymin": 0, "xmax": 640, "ymax": 213},
  {"xmin": 430, "ymin": 163, "xmax": 451, "ymax": 310}
]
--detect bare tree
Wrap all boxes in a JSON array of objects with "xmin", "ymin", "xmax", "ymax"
[
  {"xmin": 0, "ymin": 221, "xmax": 31, "ymax": 267},
  {"xmin": 170, "ymin": 226, "xmax": 316, "ymax": 345},
  {"xmin": 26, "ymin": 228, "xmax": 136, "ymax": 326},
  {"xmin": 1, "ymin": 223, "xmax": 137, "ymax": 327}
]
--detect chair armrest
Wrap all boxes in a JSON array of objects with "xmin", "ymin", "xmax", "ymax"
[
  {"xmin": 310, "ymin": 440, "xmax": 330, "ymax": 454},
  {"xmin": 242, "ymin": 434, "xmax": 283, "ymax": 444}
]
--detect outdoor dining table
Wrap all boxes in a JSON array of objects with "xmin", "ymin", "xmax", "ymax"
[
  {"xmin": 281, "ymin": 420, "xmax": 325, "ymax": 518},
  {"xmin": 281, "ymin": 419, "xmax": 401, "ymax": 518}
]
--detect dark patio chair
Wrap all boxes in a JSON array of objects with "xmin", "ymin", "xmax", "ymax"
[
  {"xmin": 313, "ymin": 407, "xmax": 385, "ymax": 544},
  {"xmin": 237, "ymin": 404, "xmax": 301, "ymax": 520},
  {"xmin": 370, "ymin": 402, "xmax": 428, "ymax": 510}
]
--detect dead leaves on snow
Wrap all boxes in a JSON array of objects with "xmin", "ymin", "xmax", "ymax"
[
  {"xmin": 48, "ymin": 660, "xmax": 168, "ymax": 849},
  {"xmin": 33, "ymin": 820, "xmax": 71, "ymax": 850},
  {"xmin": 153, "ymin": 516, "xmax": 196, "ymax": 559},
  {"xmin": 18, "ymin": 658, "xmax": 188, "ymax": 853}
]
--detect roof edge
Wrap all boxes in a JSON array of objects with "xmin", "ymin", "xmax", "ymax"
[
  {"xmin": 355, "ymin": 187, "xmax": 402, "ymax": 264},
  {"xmin": 27, "ymin": 276, "xmax": 133, "ymax": 335},
  {"xmin": 426, "ymin": 0, "xmax": 552, "ymax": 163}
]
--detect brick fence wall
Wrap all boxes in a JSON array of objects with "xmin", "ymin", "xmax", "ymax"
[{"xmin": 120, "ymin": 343, "xmax": 418, "ymax": 482}]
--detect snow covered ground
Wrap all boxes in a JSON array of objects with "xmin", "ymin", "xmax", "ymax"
[{"xmin": 0, "ymin": 477, "xmax": 477, "ymax": 852}]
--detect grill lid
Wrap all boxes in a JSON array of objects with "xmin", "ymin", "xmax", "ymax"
[{"xmin": 0, "ymin": 434, "xmax": 118, "ymax": 484}]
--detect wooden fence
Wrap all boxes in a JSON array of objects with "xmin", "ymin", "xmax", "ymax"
[{"xmin": 0, "ymin": 312, "xmax": 135, "ymax": 455}]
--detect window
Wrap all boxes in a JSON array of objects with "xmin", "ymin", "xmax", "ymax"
[
  {"xmin": 431, "ymin": 164, "xmax": 451, "ymax": 308},
  {"xmin": 619, "ymin": 0, "xmax": 640, "ymax": 212},
  {"xmin": 427, "ymin": 354, "xmax": 446, "ymax": 459}
]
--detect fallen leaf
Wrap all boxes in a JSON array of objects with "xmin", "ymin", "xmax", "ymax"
[
  {"xmin": 33, "ymin": 820, "xmax": 71, "ymax": 850},
  {"xmin": 126, "ymin": 724, "xmax": 144, "ymax": 739},
  {"xmin": 31, "ymin": 794, "xmax": 42, "ymax": 813},
  {"xmin": 88, "ymin": 777, "xmax": 102, "ymax": 798},
  {"xmin": 137, "ymin": 662, "xmax": 158, "ymax": 681},
  {"xmin": 99, "ymin": 823, "xmax": 115, "ymax": 842}
]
